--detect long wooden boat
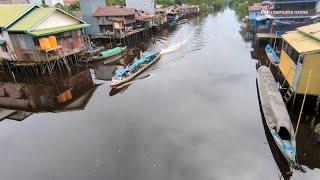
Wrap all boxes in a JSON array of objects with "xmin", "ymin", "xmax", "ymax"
[
  {"xmin": 91, "ymin": 47, "xmax": 127, "ymax": 63},
  {"xmin": 109, "ymin": 52, "xmax": 161, "ymax": 87},
  {"xmin": 257, "ymin": 66, "xmax": 297, "ymax": 166}
]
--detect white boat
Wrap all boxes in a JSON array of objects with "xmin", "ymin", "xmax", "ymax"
[{"xmin": 257, "ymin": 66, "xmax": 297, "ymax": 166}]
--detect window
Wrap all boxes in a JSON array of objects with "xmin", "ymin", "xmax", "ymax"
[
  {"xmin": 283, "ymin": 41, "xmax": 289, "ymax": 52},
  {"xmin": 283, "ymin": 41, "xmax": 300, "ymax": 64},
  {"xmin": 291, "ymin": 48, "xmax": 299, "ymax": 64}
]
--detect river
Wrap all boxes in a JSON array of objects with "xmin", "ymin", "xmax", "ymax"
[{"xmin": 0, "ymin": 8, "xmax": 319, "ymax": 180}]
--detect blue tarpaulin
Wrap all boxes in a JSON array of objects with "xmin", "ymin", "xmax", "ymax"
[
  {"xmin": 116, "ymin": 52, "xmax": 157, "ymax": 78},
  {"xmin": 265, "ymin": 44, "xmax": 280, "ymax": 63},
  {"xmin": 0, "ymin": 39, "xmax": 6, "ymax": 45}
]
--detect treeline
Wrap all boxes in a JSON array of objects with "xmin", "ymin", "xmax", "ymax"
[
  {"xmin": 229, "ymin": 0, "xmax": 262, "ymax": 18},
  {"xmin": 106, "ymin": 0, "xmax": 126, "ymax": 6},
  {"xmin": 157, "ymin": 0, "xmax": 230, "ymax": 10},
  {"xmin": 54, "ymin": 0, "xmax": 125, "ymax": 14}
]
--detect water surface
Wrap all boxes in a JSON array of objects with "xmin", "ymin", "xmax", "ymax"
[{"xmin": 0, "ymin": 8, "xmax": 319, "ymax": 180}]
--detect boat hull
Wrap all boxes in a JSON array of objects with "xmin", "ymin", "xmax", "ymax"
[
  {"xmin": 91, "ymin": 50, "xmax": 126, "ymax": 63},
  {"xmin": 109, "ymin": 54, "xmax": 161, "ymax": 87},
  {"xmin": 257, "ymin": 66, "xmax": 296, "ymax": 165}
]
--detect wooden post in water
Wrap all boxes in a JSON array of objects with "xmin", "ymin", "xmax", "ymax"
[{"xmin": 295, "ymin": 70, "xmax": 312, "ymax": 136}]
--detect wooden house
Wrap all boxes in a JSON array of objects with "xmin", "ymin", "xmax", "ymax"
[
  {"xmin": 0, "ymin": 4, "xmax": 89, "ymax": 67},
  {"xmin": 251, "ymin": 0, "xmax": 320, "ymax": 35},
  {"xmin": 93, "ymin": 7, "xmax": 136, "ymax": 38},
  {"xmin": 273, "ymin": 0, "xmax": 319, "ymax": 11},
  {"xmin": 279, "ymin": 22, "xmax": 320, "ymax": 96},
  {"xmin": 179, "ymin": 5, "xmax": 200, "ymax": 15},
  {"xmin": 135, "ymin": 12, "xmax": 161, "ymax": 28},
  {"xmin": 0, "ymin": 4, "xmax": 35, "ymax": 61}
]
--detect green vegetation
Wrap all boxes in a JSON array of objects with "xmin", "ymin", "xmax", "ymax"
[
  {"xmin": 106, "ymin": 0, "xmax": 126, "ymax": 6},
  {"xmin": 55, "ymin": 3, "xmax": 80, "ymax": 14},
  {"xmin": 229, "ymin": 0, "xmax": 261, "ymax": 19},
  {"xmin": 156, "ymin": 0, "xmax": 230, "ymax": 11},
  {"xmin": 156, "ymin": 0, "xmax": 171, "ymax": 7}
]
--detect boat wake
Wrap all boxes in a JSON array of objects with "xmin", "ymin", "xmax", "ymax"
[{"xmin": 160, "ymin": 26, "xmax": 197, "ymax": 55}]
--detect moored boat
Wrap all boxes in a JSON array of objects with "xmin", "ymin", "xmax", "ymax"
[
  {"xmin": 257, "ymin": 66, "xmax": 297, "ymax": 166},
  {"xmin": 109, "ymin": 52, "xmax": 161, "ymax": 87},
  {"xmin": 91, "ymin": 47, "xmax": 127, "ymax": 63}
]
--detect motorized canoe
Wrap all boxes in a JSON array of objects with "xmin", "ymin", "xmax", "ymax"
[
  {"xmin": 109, "ymin": 52, "xmax": 161, "ymax": 87},
  {"xmin": 257, "ymin": 66, "xmax": 297, "ymax": 166},
  {"xmin": 91, "ymin": 47, "xmax": 127, "ymax": 63}
]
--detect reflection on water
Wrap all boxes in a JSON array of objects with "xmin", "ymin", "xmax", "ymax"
[
  {"xmin": 0, "ymin": 68, "xmax": 99, "ymax": 121},
  {"xmin": 0, "ymin": 8, "xmax": 319, "ymax": 180}
]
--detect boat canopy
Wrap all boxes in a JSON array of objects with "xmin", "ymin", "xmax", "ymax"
[
  {"xmin": 116, "ymin": 52, "xmax": 157, "ymax": 78},
  {"xmin": 265, "ymin": 44, "xmax": 280, "ymax": 63},
  {"xmin": 0, "ymin": 38, "xmax": 6, "ymax": 45},
  {"xmin": 98, "ymin": 47, "xmax": 126, "ymax": 57}
]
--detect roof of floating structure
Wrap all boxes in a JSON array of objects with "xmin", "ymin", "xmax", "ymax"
[
  {"xmin": 93, "ymin": 7, "xmax": 135, "ymax": 17},
  {"xmin": 7, "ymin": 7, "xmax": 89, "ymax": 36},
  {"xmin": 282, "ymin": 23, "xmax": 320, "ymax": 53},
  {"xmin": 297, "ymin": 22, "xmax": 320, "ymax": 41},
  {"xmin": 30, "ymin": 24, "xmax": 89, "ymax": 37},
  {"xmin": 256, "ymin": 33, "xmax": 281, "ymax": 39},
  {"xmin": 8, "ymin": 8, "xmax": 56, "ymax": 32},
  {"xmin": 0, "ymin": 4, "xmax": 38, "ymax": 28}
]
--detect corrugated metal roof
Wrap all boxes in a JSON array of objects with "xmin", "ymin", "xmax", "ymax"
[
  {"xmin": 282, "ymin": 30, "xmax": 320, "ymax": 53},
  {"xmin": 29, "ymin": 24, "xmax": 89, "ymax": 37},
  {"xmin": 8, "ymin": 8, "xmax": 55, "ymax": 32},
  {"xmin": 93, "ymin": 7, "xmax": 135, "ymax": 17},
  {"xmin": 256, "ymin": 33, "xmax": 281, "ymax": 39},
  {"xmin": 0, "ymin": 4, "xmax": 35, "ymax": 28},
  {"xmin": 8, "ymin": 7, "xmax": 87, "ymax": 34},
  {"xmin": 297, "ymin": 22, "xmax": 320, "ymax": 41}
]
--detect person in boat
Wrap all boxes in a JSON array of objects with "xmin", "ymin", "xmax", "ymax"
[
  {"xmin": 115, "ymin": 66, "xmax": 124, "ymax": 74},
  {"xmin": 112, "ymin": 66, "xmax": 125, "ymax": 81}
]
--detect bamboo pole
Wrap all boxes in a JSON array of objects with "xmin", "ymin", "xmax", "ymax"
[{"xmin": 295, "ymin": 70, "xmax": 312, "ymax": 136}]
